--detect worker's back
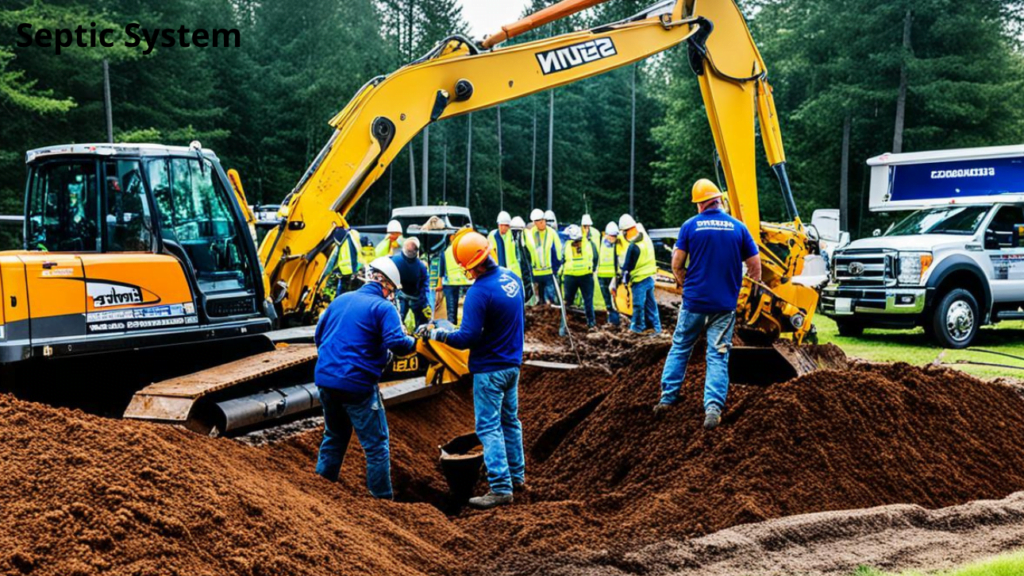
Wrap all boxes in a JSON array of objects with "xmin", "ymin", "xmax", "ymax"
[
  {"xmin": 445, "ymin": 265, "xmax": 524, "ymax": 373},
  {"xmin": 676, "ymin": 207, "xmax": 758, "ymax": 313}
]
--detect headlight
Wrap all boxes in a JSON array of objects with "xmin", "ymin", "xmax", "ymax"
[{"xmin": 897, "ymin": 252, "xmax": 933, "ymax": 285}]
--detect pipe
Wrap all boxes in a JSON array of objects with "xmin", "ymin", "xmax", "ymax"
[{"xmin": 481, "ymin": 0, "xmax": 611, "ymax": 49}]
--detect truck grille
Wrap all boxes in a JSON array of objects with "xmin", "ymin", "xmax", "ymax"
[{"xmin": 831, "ymin": 250, "xmax": 896, "ymax": 287}]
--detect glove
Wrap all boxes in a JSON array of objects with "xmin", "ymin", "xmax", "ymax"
[
  {"xmin": 426, "ymin": 328, "xmax": 450, "ymax": 343},
  {"xmin": 608, "ymin": 278, "xmax": 618, "ymax": 293},
  {"xmin": 415, "ymin": 324, "xmax": 432, "ymax": 338}
]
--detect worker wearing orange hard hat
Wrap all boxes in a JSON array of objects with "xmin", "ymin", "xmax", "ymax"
[
  {"xmin": 420, "ymin": 230, "xmax": 525, "ymax": 511},
  {"xmin": 656, "ymin": 179, "xmax": 761, "ymax": 432}
]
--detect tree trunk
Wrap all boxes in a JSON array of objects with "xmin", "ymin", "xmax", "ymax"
[
  {"xmin": 465, "ymin": 113, "xmax": 472, "ymax": 209},
  {"xmin": 629, "ymin": 63, "xmax": 637, "ymax": 216},
  {"xmin": 530, "ymin": 103, "xmax": 537, "ymax": 210},
  {"xmin": 497, "ymin": 105, "xmax": 504, "ymax": 211},
  {"xmin": 547, "ymin": 90, "xmax": 555, "ymax": 211},
  {"xmin": 408, "ymin": 139, "xmax": 417, "ymax": 206},
  {"xmin": 103, "ymin": 59, "xmax": 114, "ymax": 143},
  {"xmin": 892, "ymin": 9, "xmax": 912, "ymax": 154},
  {"xmin": 422, "ymin": 125, "xmax": 429, "ymax": 206},
  {"xmin": 840, "ymin": 113, "xmax": 851, "ymax": 232}
]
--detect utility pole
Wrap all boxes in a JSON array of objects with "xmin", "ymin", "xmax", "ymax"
[
  {"xmin": 465, "ymin": 113, "xmax": 473, "ymax": 209},
  {"xmin": 840, "ymin": 114, "xmax": 851, "ymax": 232},
  {"xmin": 388, "ymin": 166, "xmax": 394, "ymax": 213},
  {"xmin": 408, "ymin": 140, "xmax": 417, "ymax": 206},
  {"xmin": 629, "ymin": 63, "xmax": 637, "ymax": 216},
  {"xmin": 102, "ymin": 59, "xmax": 114, "ymax": 143},
  {"xmin": 893, "ymin": 10, "xmax": 913, "ymax": 154},
  {"xmin": 442, "ymin": 140, "xmax": 448, "ymax": 203},
  {"xmin": 530, "ymin": 102, "xmax": 537, "ymax": 211},
  {"xmin": 422, "ymin": 125, "xmax": 429, "ymax": 206},
  {"xmin": 497, "ymin": 105, "xmax": 504, "ymax": 211},
  {"xmin": 547, "ymin": 90, "xmax": 554, "ymax": 211}
]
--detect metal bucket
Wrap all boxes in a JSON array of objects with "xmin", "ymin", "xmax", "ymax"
[{"xmin": 439, "ymin": 432, "xmax": 483, "ymax": 504}]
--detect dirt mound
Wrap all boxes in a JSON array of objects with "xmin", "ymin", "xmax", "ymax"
[
  {"xmin": 0, "ymin": 394, "xmax": 463, "ymax": 576},
  {"xmin": 523, "ymin": 306, "xmax": 673, "ymax": 366}
]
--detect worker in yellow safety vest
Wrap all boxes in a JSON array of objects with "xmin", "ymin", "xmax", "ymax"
[
  {"xmin": 438, "ymin": 230, "xmax": 473, "ymax": 324},
  {"xmin": 334, "ymin": 225, "xmax": 364, "ymax": 295},
  {"xmin": 559, "ymin": 225, "xmax": 599, "ymax": 334},
  {"xmin": 612, "ymin": 214, "xmax": 661, "ymax": 335},
  {"xmin": 509, "ymin": 216, "xmax": 535, "ymax": 304},
  {"xmin": 527, "ymin": 208, "xmax": 562, "ymax": 305},
  {"xmin": 596, "ymin": 221, "xmax": 621, "ymax": 327},
  {"xmin": 580, "ymin": 214, "xmax": 601, "ymax": 247},
  {"xmin": 375, "ymin": 220, "xmax": 405, "ymax": 258},
  {"xmin": 488, "ymin": 211, "xmax": 522, "ymax": 278}
]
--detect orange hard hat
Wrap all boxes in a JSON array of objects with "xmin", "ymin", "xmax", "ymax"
[
  {"xmin": 691, "ymin": 178, "xmax": 723, "ymax": 204},
  {"xmin": 453, "ymin": 230, "xmax": 491, "ymax": 270}
]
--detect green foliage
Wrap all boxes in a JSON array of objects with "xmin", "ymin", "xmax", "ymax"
[{"xmin": 845, "ymin": 548, "xmax": 1024, "ymax": 576}]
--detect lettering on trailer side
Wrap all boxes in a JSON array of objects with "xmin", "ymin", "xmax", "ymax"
[{"xmin": 536, "ymin": 38, "xmax": 617, "ymax": 75}]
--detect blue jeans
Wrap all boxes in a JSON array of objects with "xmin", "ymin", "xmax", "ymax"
[
  {"xmin": 473, "ymin": 368, "xmax": 525, "ymax": 495},
  {"xmin": 443, "ymin": 286, "xmax": 466, "ymax": 324},
  {"xmin": 315, "ymin": 386, "xmax": 393, "ymax": 499},
  {"xmin": 659, "ymin": 310, "xmax": 736, "ymax": 412},
  {"xmin": 598, "ymin": 277, "xmax": 619, "ymax": 326},
  {"xmin": 630, "ymin": 277, "xmax": 661, "ymax": 334},
  {"xmin": 561, "ymin": 274, "xmax": 595, "ymax": 332},
  {"xmin": 534, "ymin": 274, "xmax": 559, "ymax": 305}
]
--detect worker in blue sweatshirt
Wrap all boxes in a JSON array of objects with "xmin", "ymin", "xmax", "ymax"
[
  {"xmin": 421, "ymin": 231, "xmax": 525, "ymax": 510},
  {"xmin": 314, "ymin": 257, "xmax": 416, "ymax": 499},
  {"xmin": 392, "ymin": 237, "xmax": 431, "ymax": 327}
]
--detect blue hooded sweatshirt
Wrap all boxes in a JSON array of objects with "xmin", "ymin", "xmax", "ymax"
[{"xmin": 443, "ymin": 264, "xmax": 525, "ymax": 373}]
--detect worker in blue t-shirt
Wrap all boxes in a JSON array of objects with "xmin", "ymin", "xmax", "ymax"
[
  {"xmin": 655, "ymin": 179, "xmax": 761, "ymax": 431},
  {"xmin": 421, "ymin": 231, "xmax": 525, "ymax": 511}
]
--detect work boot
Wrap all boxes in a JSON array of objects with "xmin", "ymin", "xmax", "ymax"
[
  {"xmin": 468, "ymin": 491, "xmax": 513, "ymax": 510},
  {"xmin": 704, "ymin": 406, "xmax": 722, "ymax": 431},
  {"xmin": 652, "ymin": 402, "xmax": 673, "ymax": 416},
  {"xmin": 513, "ymin": 481, "xmax": 528, "ymax": 493}
]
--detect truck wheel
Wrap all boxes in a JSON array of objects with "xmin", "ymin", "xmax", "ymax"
[
  {"xmin": 930, "ymin": 288, "xmax": 979, "ymax": 349},
  {"xmin": 836, "ymin": 319, "xmax": 864, "ymax": 337}
]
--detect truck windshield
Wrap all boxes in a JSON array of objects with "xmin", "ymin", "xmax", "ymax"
[{"xmin": 886, "ymin": 206, "xmax": 989, "ymax": 236}]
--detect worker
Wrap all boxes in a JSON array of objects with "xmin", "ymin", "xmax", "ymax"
[
  {"xmin": 438, "ymin": 230, "xmax": 473, "ymax": 324},
  {"xmin": 422, "ymin": 231, "xmax": 525, "ymax": 510},
  {"xmin": 375, "ymin": 220, "xmax": 405, "ymax": 258},
  {"xmin": 392, "ymin": 237, "xmax": 431, "ymax": 328},
  {"xmin": 597, "ymin": 222, "xmax": 621, "ymax": 327},
  {"xmin": 580, "ymin": 214, "xmax": 601, "ymax": 247},
  {"xmin": 334, "ymin": 225, "xmax": 363, "ymax": 295},
  {"xmin": 313, "ymin": 257, "xmax": 415, "ymax": 499},
  {"xmin": 559, "ymin": 225, "xmax": 599, "ymax": 333},
  {"xmin": 613, "ymin": 213, "xmax": 661, "ymax": 335},
  {"xmin": 655, "ymin": 179, "xmax": 761, "ymax": 431},
  {"xmin": 510, "ymin": 216, "xmax": 535, "ymax": 303},
  {"xmin": 545, "ymin": 209, "xmax": 558, "ymax": 231},
  {"xmin": 527, "ymin": 208, "xmax": 562, "ymax": 305},
  {"xmin": 488, "ymin": 211, "xmax": 522, "ymax": 278}
]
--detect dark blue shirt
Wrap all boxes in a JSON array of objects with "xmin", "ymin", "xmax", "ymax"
[
  {"xmin": 314, "ymin": 283, "xmax": 416, "ymax": 394},
  {"xmin": 392, "ymin": 253, "xmax": 430, "ymax": 298},
  {"xmin": 675, "ymin": 208, "xmax": 759, "ymax": 313},
  {"xmin": 444, "ymin": 265, "xmax": 525, "ymax": 373}
]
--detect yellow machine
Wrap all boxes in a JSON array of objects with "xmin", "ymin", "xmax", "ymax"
[{"xmin": 3, "ymin": 0, "xmax": 819, "ymax": 432}]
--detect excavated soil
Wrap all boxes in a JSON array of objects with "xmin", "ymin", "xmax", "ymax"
[{"xmin": 4, "ymin": 330, "xmax": 1024, "ymax": 575}]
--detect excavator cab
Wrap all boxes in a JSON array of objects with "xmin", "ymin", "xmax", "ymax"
[{"xmin": 3, "ymin": 143, "xmax": 272, "ymax": 363}]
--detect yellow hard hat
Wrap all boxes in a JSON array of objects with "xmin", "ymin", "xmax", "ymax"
[{"xmin": 691, "ymin": 179, "xmax": 723, "ymax": 204}]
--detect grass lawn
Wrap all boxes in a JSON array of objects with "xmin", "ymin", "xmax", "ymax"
[
  {"xmin": 852, "ymin": 548, "xmax": 1024, "ymax": 576},
  {"xmin": 813, "ymin": 315, "xmax": 1024, "ymax": 379}
]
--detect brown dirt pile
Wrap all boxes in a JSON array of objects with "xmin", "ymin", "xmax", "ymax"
[{"xmin": 523, "ymin": 306, "xmax": 676, "ymax": 366}]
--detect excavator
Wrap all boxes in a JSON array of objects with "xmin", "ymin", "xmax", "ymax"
[{"xmin": 2, "ymin": 0, "xmax": 821, "ymax": 433}]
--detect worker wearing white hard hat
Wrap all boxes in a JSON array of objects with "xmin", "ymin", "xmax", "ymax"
[
  {"xmin": 510, "ymin": 216, "xmax": 526, "ymax": 231},
  {"xmin": 559, "ymin": 224, "xmax": 599, "ymax": 333},
  {"xmin": 526, "ymin": 208, "xmax": 563, "ymax": 306},
  {"xmin": 489, "ymin": 211, "xmax": 522, "ymax": 279},
  {"xmin": 597, "ymin": 222, "xmax": 622, "ymax": 327},
  {"xmin": 508, "ymin": 217, "xmax": 535, "ymax": 303},
  {"xmin": 613, "ymin": 214, "xmax": 661, "ymax": 336},
  {"xmin": 580, "ymin": 214, "xmax": 600, "ymax": 248},
  {"xmin": 545, "ymin": 209, "xmax": 557, "ymax": 230},
  {"xmin": 313, "ymin": 255, "xmax": 416, "ymax": 499},
  {"xmin": 375, "ymin": 219, "xmax": 405, "ymax": 258}
]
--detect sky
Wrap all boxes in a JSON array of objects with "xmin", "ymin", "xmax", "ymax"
[{"xmin": 460, "ymin": 0, "xmax": 533, "ymax": 39}]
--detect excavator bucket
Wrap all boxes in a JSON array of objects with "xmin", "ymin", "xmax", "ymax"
[{"xmin": 729, "ymin": 340, "xmax": 848, "ymax": 386}]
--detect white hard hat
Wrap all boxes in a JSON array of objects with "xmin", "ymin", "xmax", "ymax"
[
  {"xmin": 544, "ymin": 210, "xmax": 556, "ymax": 222},
  {"xmin": 405, "ymin": 236, "xmax": 420, "ymax": 249},
  {"xmin": 510, "ymin": 216, "xmax": 526, "ymax": 230},
  {"xmin": 387, "ymin": 220, "xmax": 403, "ymax": 234},
  {"xmin": 530, "ymin": 208, "xmax": 545, "ymax": 222},
  {"xmin": 605, "ymin": 222, "xmax": 620, "ymax": 236},
  {"xmin": 581, "ymin": 214, "xmax": 593, "ymax": 227},
  {"xmin": 618, "ymin": 214, "xmax": 637, "ymax": 231},
  {"xmin": 369, "ymin": 257, "xmax": 402, "ymax": 290},
  {"xmin": 566, "ymin": 225, "xmax": 582, "ymax": 241},
  {"xmin": 497, "ymin": 211, "xmax": 512, "ymax": 225}
]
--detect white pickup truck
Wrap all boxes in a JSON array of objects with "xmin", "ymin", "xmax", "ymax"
[{"xmin": 821, "ymin": 145, "xmax": 1024, "ymax": 348}]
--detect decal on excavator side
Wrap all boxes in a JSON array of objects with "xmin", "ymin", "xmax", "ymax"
[{"xmin": 536, "ymin": 37, "xmax": 616, "ymax": 75}]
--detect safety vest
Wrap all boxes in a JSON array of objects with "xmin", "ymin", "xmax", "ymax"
[
  {"xmin": 336, "ymin": 229, "xmax": 362, "ymax": 275},
  {"xmin": 563, "ymin": 239, "xmax": 596, "ymax": 276},
  {"xmin": 597, "ymin": 239, "xmax": 618, "ymax": 279},
  {"xmin": 630, "ymin": 232, "xmax": 658, "ymax": 284},
  {"xmin": 528, "ymin": 228, "xmax": 561, "ymax": 277},
  {"xmin": 488, "ymin": 229, "xmax": 522, "ymax": 278},
  {"xmin": 443, "ymin": 245, "xmax": 472, "ymax": 286},
  {"xmin": 375, "ymin": 235, "xmax": 404, "ymax": 258}
]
